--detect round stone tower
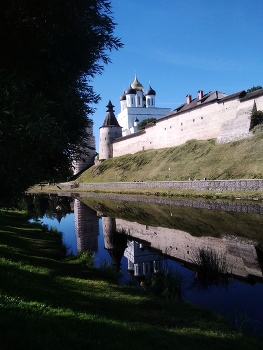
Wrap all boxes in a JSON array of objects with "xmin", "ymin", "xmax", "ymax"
[
  {"xmin": 99, "ymin": 100, "xmax": 122, "ymax": 160},
  {"xmin": 73, "ymin": 120, "xmax": 96, "ymax": 175}
]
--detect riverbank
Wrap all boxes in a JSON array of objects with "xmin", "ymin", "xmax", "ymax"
[
  {"xmin": 29, "ymin": 182, "xmax": 263, "ymax": 202},
  {"xmin": 0, "ymin": 209, "xmax": 262, "ymax": 349}
]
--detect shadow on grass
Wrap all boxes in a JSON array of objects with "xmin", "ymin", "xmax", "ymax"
[{"xmin": 0, "ymin": 210, "xmax": 262, "ymax": 349}]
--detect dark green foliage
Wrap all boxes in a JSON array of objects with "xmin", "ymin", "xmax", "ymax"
[
  {"xmin": 98, "ymin": 260, "xmax": 123, "ymax": 283},
  {"xmin": 251, "ymin": 110, "xmax": 263, "ymax": 128},
  {"xmin": 138, "ymin": 117, "xmax": 156, "ymax": 130},
  {"xmin": 19, "ymin": 193, "xmax": 72, "ymax": 220},
  {"xmin": 0, "ymin": 0, "xmax": 122, "ymax": 203},
  {"xmin": 67, "ymin": 250, "xmax": 95, "ymax": 268},
  {"xmin": 247, "ymin": 86, "xmax": 263, "ymax": 93}
]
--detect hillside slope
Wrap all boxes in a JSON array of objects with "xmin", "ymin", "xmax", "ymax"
[{"xmin": 77, "ymin": 129, "xmax": 263, "ymax": 183}]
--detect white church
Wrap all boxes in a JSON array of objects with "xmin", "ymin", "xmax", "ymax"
[
  {"xmin": 99, "ymin": 75, "xmax": 171, "ymax": 160},
  {"xmin": 116, "ymin": 75, "xmax": 170, "ymax": 136}
]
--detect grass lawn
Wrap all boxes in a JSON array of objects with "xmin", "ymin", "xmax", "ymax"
[{"xmin": 0, "ymin": 209, "xmax": 262, "ymax": 350}]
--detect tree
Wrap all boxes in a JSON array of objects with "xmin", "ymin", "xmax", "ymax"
[
  {"xmin": 247, "ymin": 86, "xmax": 262, "ymax": 93},
  {"xmin": 0, "ymin": 0, "xmax": 122, "ymax": 203},
  {"xmin": 138, "ymin": 118, "xmax": 157, "ymax": 130}
]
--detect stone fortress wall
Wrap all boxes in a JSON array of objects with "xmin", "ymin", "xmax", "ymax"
[
  {"xmin": 112, "ymin": 89, "xmax": 263, "ymax": 158},
  {"xmin": 115, "ymin": 218, "xmax": 263, "ymax": 282}
]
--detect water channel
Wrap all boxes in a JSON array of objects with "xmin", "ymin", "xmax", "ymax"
[{"xmin": 26, "ymin": 192, "xmax": 263, "ymax": 337}]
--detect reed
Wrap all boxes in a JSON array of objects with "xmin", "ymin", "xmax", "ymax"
[
  {"xmin": 98, "ymin": 259, "xmax": 123, "ymax": 283},
  {"xmin": 191, "ymin": 248, "xmax": 232, "ymax": 289},
  {"xmin": 151, "ymin": 267, "xmax": 184, "ymax": 300}
]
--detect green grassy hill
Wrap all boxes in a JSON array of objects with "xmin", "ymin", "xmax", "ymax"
[{"xmin": 77, "ymin": 128, "xmax": 263, "ymax": 183}]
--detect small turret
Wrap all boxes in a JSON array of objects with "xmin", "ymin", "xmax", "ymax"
[
  {"xmin": 125, "ymin": 85, "xmax": 136, "ymax": 107},
  {"xmin": 120, "ymin": 90, "xmax": 127, "ymax": 111},
  {"xmin": 145, "ymin": 84, "xmax": 156, "ymax": 108},
  {"xmin": 99, "ymin": 101, "xmax": 122, "ymax": 160},
  {"xmin": 129, "ymin": 117, "xmax": 139, "ymax": 134}
]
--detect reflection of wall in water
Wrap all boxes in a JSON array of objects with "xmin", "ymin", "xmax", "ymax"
[
  {"xmin": 116, "ymin": 219, "xmax": 263, "ymax": 282},
  {"xmin": 124, "ymin": 239, "xmax": 162, "ymax": 278},
  {"xmin": 101, "ymin": 216, "xmax": 127, "ymax": 269},
  {"xmin": 74, "ymin": 199, "xmax": 99, "ymax": 252}
]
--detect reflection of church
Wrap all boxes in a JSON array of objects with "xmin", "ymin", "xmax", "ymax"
[
  {"xmin": 73, "ymin": 199, "xmax": 164, "ymax": 278},
  {"xmin": 115, "ymin": 218, "xmax": 263, "ymax": 284},
  {"xmin": 72, "ymin": 198, "xmax": 263, "ymax": 283},
  {"xmin": 124, "ymin": 239, "xmax": 162, "ymax": 279}
]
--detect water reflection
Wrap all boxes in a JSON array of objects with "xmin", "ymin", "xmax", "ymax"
[
  {"xmin": 25, "ymin": 193, "xmax": 263, "ymax": 285},
  {"xmin": 102, "ymin": 216, "xmax": 127, "ymax": 270},
  {"xmin": 74, "ymin": 200, "xmax": 99, "ymax": 252},
  {"xmin": 114, "ymin": 217, "xmax": 263, "ymax": 284},
  {"xmin": 26, "ymin": 193, "xmax": 263, "ymax": 336}
]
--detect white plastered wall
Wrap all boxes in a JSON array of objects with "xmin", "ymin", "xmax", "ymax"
[{"xmin": 113, "ymin": 95, "xmax": 263, "ymax": 157}]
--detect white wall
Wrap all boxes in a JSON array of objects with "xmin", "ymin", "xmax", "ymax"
[
  {"xmin": 117, "ymin": 106, "xmax": 171, "ymax": 136},
  {"xmin": 113, "ymin": 95, "xmax": 263, "ymax": 157}
]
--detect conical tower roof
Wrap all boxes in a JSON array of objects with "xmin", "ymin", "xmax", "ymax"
[{"xmin": 101, "ymin": 100, "xmax": 121, "ymax": 127}]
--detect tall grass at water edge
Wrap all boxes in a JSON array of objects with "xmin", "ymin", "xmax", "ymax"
[{"xmin": 191, "ymin": 248, "xmax": 232, "ymax": 289}]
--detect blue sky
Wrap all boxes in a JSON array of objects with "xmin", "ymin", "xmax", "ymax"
[{"xmin": 91, "ymin": 0, "xmax": 263, "ymax": 150}]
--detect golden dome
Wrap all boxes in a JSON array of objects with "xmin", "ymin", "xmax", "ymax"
[{"xmin": 131, "ymin": 74, "xmax": 144, "ymax": 92}]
